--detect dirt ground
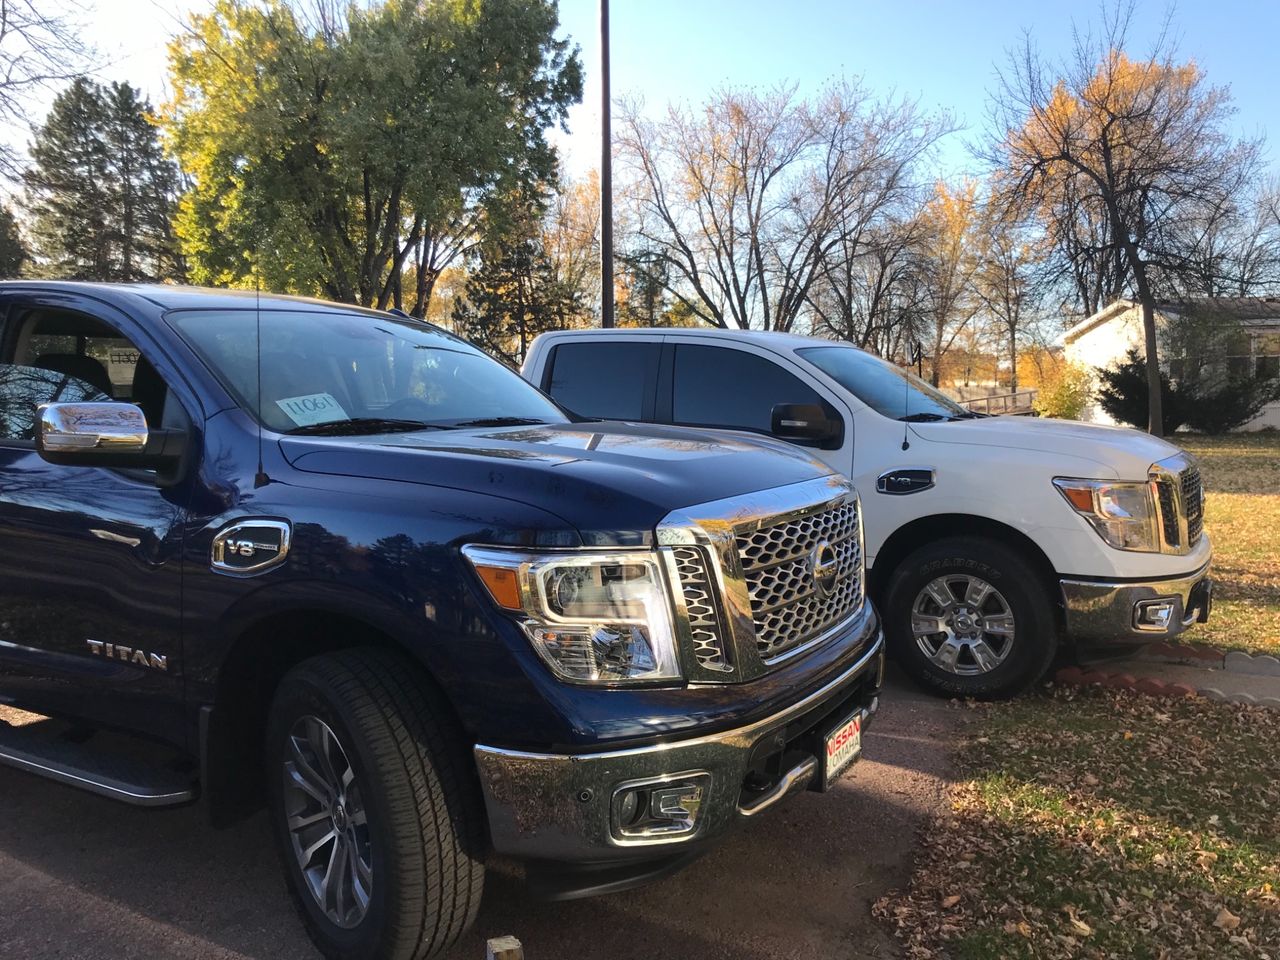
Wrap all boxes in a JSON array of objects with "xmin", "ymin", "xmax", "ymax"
[{"xmin": 0, "ymin": 667, "xmax": 962, "ymax": 960}]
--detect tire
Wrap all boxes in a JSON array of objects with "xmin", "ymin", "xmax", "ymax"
[
  {"xmin": 883, "ymin": 537, "xmax": 1058, "ymax": 699},
  {"xmin": 265, "ymin": 648, "xmax": 485, "ymax": 960}
]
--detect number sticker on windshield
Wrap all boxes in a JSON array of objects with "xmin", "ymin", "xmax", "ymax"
[{"xmin": 276, "ymin": 393, "xmax": 348, "ymax": 426}]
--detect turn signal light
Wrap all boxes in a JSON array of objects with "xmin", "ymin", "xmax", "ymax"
[{"xmin": 472, "ymin": 565, "xmax": 522, "ymax": 610}]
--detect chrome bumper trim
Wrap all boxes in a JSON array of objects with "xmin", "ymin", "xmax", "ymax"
[
  {"xmin": 474, "ymin": 623, "xmax": 884, "ymax": 863},
  {"xmin": 1060, "ymin": 559, "xmax": 1213, "ymax": 643}
]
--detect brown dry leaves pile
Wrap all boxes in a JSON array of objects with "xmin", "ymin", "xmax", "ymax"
[{"xmin": 874, "ymin": 686, "xmax": 1280, "ymax": 959}]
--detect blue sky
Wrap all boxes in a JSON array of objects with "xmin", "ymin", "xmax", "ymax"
[
  {"xmin": 552, "ymin": 0, "xmax": 1280, "ymax": 181},
  {"xmin": 6, "ymin": 0, "xmax": 1278, "ymax": 186}
]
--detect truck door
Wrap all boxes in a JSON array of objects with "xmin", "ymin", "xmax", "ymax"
[
  {"xmin": 0, "ymin": 295, "xmax": 191, "ymax": 743},
  {"xmin": 664, "ymin": 341, "xmax": 851, "ymax": 473}
]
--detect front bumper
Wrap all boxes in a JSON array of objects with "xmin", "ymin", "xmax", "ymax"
[
  {"xmin": 1060, "ymin": 559, "xmax": 1213, "ymax": 644},
  {"xmin": 474, "ymin": 613, "xmax": 884, "ymax": 869}
]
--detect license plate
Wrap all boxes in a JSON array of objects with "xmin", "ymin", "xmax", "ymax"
[{"xmin": 823, "ymin": 711, "xmax": 863, "ymax": 788}]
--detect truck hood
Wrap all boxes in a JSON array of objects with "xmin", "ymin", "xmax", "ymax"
[
  {"xmin": 279, "ymin": 420, "xmax": 835, "ymax": 544},
  {"xmin": 908, "ymin": 415, "xmax": 1183, "ymax": 478}
]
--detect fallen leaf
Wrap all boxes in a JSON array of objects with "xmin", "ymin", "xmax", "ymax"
[
  {"xmin": 941, "ymin": 894, "xmax": 961, "ymax": 909},
  {"xmin": 1214, "ymin": 907, "xmax": 1241, "ymax": 931}
]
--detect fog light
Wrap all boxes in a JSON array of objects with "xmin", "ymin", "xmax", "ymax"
[
  {"xmin": 1135, "ymin": 599, "xmax": 1176, "ymax": 630},
  {"xmin": 610, "ymin": 772, "xmax": 711, "ymax": 842}
]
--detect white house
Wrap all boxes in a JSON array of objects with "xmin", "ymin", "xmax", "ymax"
[{"xmin": 1063, "ymin": 297, "xmax": 1280, "ymax": 430}]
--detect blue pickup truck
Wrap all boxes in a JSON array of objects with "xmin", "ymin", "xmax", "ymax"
[{"xmin": 0, "ymin": 282, "xmax": 884, "ymax": 959}]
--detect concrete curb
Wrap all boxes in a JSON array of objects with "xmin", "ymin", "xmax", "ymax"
[
  {"xmin": 1201, "ymin": 687, "xmax": 1280, "ymax": 709},
  {"xmin": 1134, "ymin": 641, "xmax": 1226, "ymax": 667},
  {"xmin": 1222, "ymin": 650, "xmax": 1280, "ymax": 677}
]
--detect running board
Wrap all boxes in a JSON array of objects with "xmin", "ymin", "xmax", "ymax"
[{"xmin": 0, "ymin": 716, "xmax": 196, "ymax": 807}]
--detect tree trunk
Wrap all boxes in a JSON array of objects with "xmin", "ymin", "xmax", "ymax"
[
  {"xmin": 1009, "ymin": 329, "xmax": 1018, "ymax": 393},
  {"xmin": 1139, "ymin": 294, "xmax": 1163, "ymax": 437}
]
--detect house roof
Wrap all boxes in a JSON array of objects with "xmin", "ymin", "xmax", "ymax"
[{"xmin": 1063, "ymin": 296, "xmax": 1280, "ymax": 344}]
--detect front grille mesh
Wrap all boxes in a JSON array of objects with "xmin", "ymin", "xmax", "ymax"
[
  {"xmin": 1156, "ymin": 465, "xmax": 1205, "ymax": 550},
  {"xmin": 1182, "ymin": 466, "xmax": 1204, "ymax": 546},
  {"xmin": 736, "ymin": 498, "xmax": 863, "ymax": 661},
  {"xmin": 670, "ymin": 546, "xmax": 730, "ymax": 671}
]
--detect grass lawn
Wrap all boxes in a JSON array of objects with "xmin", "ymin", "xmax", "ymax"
[
  {"xmin": 875, "ymin": 687, "xmax": 1280, "ymax": 959},
  {"xmin": 1175, "ymin": 433, "xmax": 1280, "ymax": 656}
]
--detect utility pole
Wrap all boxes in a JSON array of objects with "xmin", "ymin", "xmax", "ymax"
[{"xmin": 599, "ymin": 0, "xmax": 615, "ymax": 327}]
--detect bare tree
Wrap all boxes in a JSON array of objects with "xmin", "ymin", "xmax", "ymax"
[
  {"xmin": 973, "ymin": 199, "xmax": 1047, "ymax": 392},
  {"xmin": 987, "ymin": 4, "xmax": 1262, "ymax": 435},
  {"xmin": 0, "ymin": 0, "xmax": 94, "ymax": 176},
  {"xmin": 917, "ymin": 180, "xmax": 982, "ymax": 386},
  {"xmin": 617, "ymin": 82, "xmax": 947, "ymax": 331}
]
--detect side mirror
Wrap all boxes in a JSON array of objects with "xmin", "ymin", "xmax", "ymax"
[
  {"xmin": 36, "ymin": 402, "xmax": 183, "ymax": 471},
  {"xmin": 770, "ymin": 402, "xmax": 842, "ymax": 448}
]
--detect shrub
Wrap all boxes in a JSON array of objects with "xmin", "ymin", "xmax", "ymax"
[
  {"xmin": 1183, "ymin": 376, "xmax": 1280, "ymax": 434},
  {"xmin": 1032, "ymin": 361, "xmax": 1093, "ymax": 420},
  {"xmin": 1096, "ymin": 348, "xmax": 1280, "ymax": 434},
  {"xmin": 1095, "ymin": 348, "xmax": 1190, "ymax": 433}
]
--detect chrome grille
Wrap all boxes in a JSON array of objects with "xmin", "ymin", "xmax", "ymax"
[
  {"xmin": 1181, "ymin": 466, "xmax": 1203, "ymax": 546},
  {"xmin": 670, "ymin": 546, "xmax": 730, "ymax": 672},
  {"xmin": 736, "ymin": 498, "xmax": 863, "ymax": 661}
]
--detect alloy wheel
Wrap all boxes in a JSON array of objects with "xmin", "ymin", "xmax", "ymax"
[
  {"xmin": 283, "ymin": 715, "xmax": 373, "ymax": 929},
  {"xmin": 910, "ymin": 574, "xmax": 1016, "ymax": 676}
]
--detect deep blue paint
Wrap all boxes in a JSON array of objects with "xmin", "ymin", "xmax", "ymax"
[{"xmin": 0, "ymin": 282, "xmax": 866, "ymax": 764}]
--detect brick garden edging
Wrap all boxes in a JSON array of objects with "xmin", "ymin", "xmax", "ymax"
[
  {"xmin": 1056, "ymin": 663, "xmax": 1280, "ymax": 710},
  {"xmin": 1056, "ymin": 666, "xmax": 1198, "ymax": 699}
]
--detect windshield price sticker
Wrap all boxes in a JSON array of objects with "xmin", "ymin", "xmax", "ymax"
[{"xmin": 276, "ymin": 393, "xmax": 348, "ymax": 427}]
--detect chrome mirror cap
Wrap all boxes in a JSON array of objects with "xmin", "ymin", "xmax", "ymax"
[{"xmin": 37, "ymin": 402, "xmax": 149, "ymax": 454}]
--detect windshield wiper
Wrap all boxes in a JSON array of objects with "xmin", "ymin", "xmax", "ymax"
[
  {"xmin": 285, "ymin": 418, "xmax": 446, "ymax": 436},
  {"xmin": 949, "ymin": 411, "xmax": 988, "ymax": 420},
  {"xmin": 452, "ymin": 417, "xmax": 549, "ymax": 427},
  {"xmin": 897, "ymin": 412, "xmax": 949, "ymax": 422}
]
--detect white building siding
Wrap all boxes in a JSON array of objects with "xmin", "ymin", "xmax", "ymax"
[{"xmin": 1064, "ymin": 300, "xmax": 1280, "ymax": 431}]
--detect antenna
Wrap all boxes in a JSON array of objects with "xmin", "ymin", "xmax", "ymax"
[
  {"xmin": 902, "ymin": 340, "xmax": 922, "ymax": 451},
  {"xmin": 253, "ymin": 259, "xmax": 269, "ymax": 488}
]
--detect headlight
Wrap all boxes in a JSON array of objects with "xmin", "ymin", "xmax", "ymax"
[
  {"xmin": 462, "ymin": 546, "xmax": 681, "ymax": 684},
  {"xmin": 1053, "ymin": 478, "xmax": 1159, "ymax": 552}
]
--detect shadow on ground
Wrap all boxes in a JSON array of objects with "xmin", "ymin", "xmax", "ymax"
[{"xmin": 0, "ymin": 668, "xmax": 961, "ymax": 960}]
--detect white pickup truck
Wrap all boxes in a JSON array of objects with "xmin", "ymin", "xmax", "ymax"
[{"xmin": 522, "ymin": 328, "xmax": 1213, "ymax": 698}]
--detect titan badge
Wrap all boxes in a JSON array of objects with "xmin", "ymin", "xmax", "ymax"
[{"xmin": 85, "ymin": 639, "xmax": 168, "ymax": 671}]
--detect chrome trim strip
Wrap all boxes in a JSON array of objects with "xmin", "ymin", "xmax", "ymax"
[
  {"xmin": 737, "ymin": 756, "xmax": 817, "ymax": 817},
  {"xmin": 475, "ymin": 630, "xmax": 883, "ymax": 765},
  {"xmin": 0, "ymin": 748, "xmax": 194, "ymax": 807}
]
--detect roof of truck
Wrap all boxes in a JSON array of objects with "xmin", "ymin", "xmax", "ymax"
[
  {"xmin": 533, "ymin": 326, "xmax": 843, "ymax": 351},
  {"xmin": 0, "ymin": 280, "xmax": 389, "ymax": 317}
]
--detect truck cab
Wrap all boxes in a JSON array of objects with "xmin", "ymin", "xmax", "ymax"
[
  {"xmin": 523, "ymin": 328, "xmax": 1213, "ymax": 699},
  {"xmin": 0, "ymin": 283, "xmax": 883, "ymax": 960}
]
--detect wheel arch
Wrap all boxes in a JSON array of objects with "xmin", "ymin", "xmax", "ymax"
[
  {"xmin": 869, "ymin": 513, "xmax": 1063, "ymax": 627},
  {"xmin": 201, "ymin": 605, "xmax": 469, "ymax": 828}
]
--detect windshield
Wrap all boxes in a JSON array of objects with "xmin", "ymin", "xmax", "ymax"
[
  {"xmin": 798, "ymin": 345, "xmax": 970, "ymax": 421},
  {"xmin": 168, "ymin": 308, "xmax": 567, "ymax": 434}
]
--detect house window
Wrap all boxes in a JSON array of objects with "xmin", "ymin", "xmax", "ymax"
[{"xmin": 1258, "ymin": 355, "xmax": 1280, "ymax": 380}]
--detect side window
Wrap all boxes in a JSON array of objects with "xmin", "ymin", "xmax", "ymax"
[
  {"xmin": 546, "ymin": 341, "xmax": 661, "ymax": 420},
  {"xmin": 672, "ymin": 344, "xmax": 825, "ymax": 434},
  {"xmin": 0, "ymin": 307, "xmax": 172, "ymax": 443}
]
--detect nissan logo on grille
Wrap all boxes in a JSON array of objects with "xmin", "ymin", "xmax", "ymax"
[{"xmin": 811, "ymin": 540, "xmax": 839, "ymax": 597}]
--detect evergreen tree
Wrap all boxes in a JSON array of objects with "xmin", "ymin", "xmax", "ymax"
[
  {"xmin": 25, "ymin": 78, "xmax": 112, "ymax": 279},
  {"xmin": 453, "ymin": 226, "xmax": 579, "ymax": 367},
  {"xmin": 0, "ymin": 207, "xmax": 27, "ymax": 278},
  {"xmin": 24, "ymin": 79, "xmax": 184, "ymax": 281}
]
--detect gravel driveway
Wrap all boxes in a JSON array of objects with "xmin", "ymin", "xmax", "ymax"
[{"xmin": 0, "ymin": 668, "xmax": 960, "ymax": 960}]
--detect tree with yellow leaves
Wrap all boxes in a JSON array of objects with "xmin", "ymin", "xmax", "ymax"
[{"xmin": 988, "ymin": 5, "xmax": 1260, "ymax": 436}]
